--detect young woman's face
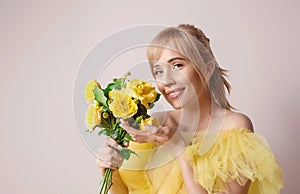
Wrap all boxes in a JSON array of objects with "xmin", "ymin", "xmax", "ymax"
[{"xmin": 152, "ymin": 49, "xmax": 205, "ymax": 109}]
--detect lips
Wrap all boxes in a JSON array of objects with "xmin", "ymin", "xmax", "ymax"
[{"xmin": 166, "ymin": 88, "xmax": 185, "ymax": 99}]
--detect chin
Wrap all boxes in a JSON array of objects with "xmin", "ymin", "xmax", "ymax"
[
  {"xmin": 170, "ymin": 96, "xmax": 198, "ymax": 110},
  {"xmin": 168, "ymin": 99, "xmax": 185, "ymax": 109},
  {"xmin": 171, "ymin": 104, "xmax": 183, "ymax": 110},
  {"xmin": 164, "ymin": 95, "xmax": 186, "ymax": 109}
]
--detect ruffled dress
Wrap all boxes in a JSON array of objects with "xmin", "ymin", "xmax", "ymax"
[{"xmin": 118, "ymin": 128, "xmax": 283, "ymax": 194}]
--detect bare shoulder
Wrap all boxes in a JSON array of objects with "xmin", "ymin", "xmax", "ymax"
[{"xmin": 223, "ymin": 111, "xmax": 254, "ymax": 132}]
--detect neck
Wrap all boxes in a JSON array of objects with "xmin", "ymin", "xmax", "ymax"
[{"xmin": 181, "ymin": 88, "xmax": 213, "ymax": 132}]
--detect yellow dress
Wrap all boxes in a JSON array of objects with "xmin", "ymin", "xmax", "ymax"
[{"xmin": 119, "ymin": 128, "xmax": 284, "ymax": 194}]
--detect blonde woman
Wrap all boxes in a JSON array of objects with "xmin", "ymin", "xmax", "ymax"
[{"xmin": 97, "ymin": 24, "xmax": 284, "ymax": 194}]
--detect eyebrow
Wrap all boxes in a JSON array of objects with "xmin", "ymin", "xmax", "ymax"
[
  {"xmin": 167, "ymin": 57, "xmax": 186, "ymax": 63},
  {"xmin": 153, "ymin": 57, "xmax": 186, "ymax": 68}
]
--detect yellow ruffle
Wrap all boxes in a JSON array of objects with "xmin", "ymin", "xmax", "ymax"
[{"xmin": 184, "ymin": 128, "xmax": 284, "ymax": 194}]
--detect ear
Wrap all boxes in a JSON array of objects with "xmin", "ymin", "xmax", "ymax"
[{"xmin": 206, "ymin": 60, "xmax": 216, "ymax": 80}]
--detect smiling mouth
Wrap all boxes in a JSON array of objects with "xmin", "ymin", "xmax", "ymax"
[{"xmin": 166, "ymin": 88, "xmax": 185, "ymax": 99}]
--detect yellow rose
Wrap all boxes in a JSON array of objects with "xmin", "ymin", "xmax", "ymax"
[
  {"xmin": 85, "ymin": 102, "xmax": 103, "ymax": 132},
  {"xmin": 127, "ymin": 79, "xmax": 158, "ymax": 109},
  {"xmin": 85, "ymin": 79, "xmax": 101, "ymax": 103},
  {"xmin": 109, "ymin": 90, "xmax": 138, "ymax": 118}
]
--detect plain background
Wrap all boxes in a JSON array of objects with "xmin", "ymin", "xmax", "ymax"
[{"xmin": 1, "ymin": 0, "xmax": 299, "ymax": 193}]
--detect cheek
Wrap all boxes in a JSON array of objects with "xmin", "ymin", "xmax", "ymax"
[
  {"xmin": 186, "ymin": 69, "xmax": 204, "ymax": 88},
  {"xmin": 155, "ymin": 81, "xmax": 165, "ymax": 94}
]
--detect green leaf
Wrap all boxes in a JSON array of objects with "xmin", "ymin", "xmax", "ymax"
[
  {"xmin": 123, "ymin": 139, "xmax": 129, "ymax": 144},
  {"xmin": 154, "ymin": 93, "xmax": 161, "ymax": 102},
  {"xmin": 124, "ymin": 133, "xmax": 133, "ymax": 141},
  {"xmin": 100, "ymin": 119, "xmax": 110, "ymax": 128},
  {"xmin": 108, "ymin": 144, "xmax": 138, "ymax": 160},
  {"xmin": 98, "ymin": 128, "xmax": 109, "ymax": 136},
  {"xmin": 111, "ymin": 132, "xmax": 118, "ymax": 139},
  {"xmin": 94, "ymin": 86, "xmax": 107, "ymax": 107},
  {"xmin": 114, "ymin": 79, "xmax": 123, "ymax": 89},
  {"xmin": 101, "ymin": 106, "xmax": 108, "ymax": 111},
  {"xmin": 119, "ymin": 148, "xmax": 138, "ymax": 160},
  {"xmin": 104, "ymin": 83, "xmax": 115, "ymax": 96},
  {"xmin": 135, "ymin": 115, "xmax": 144, "ymax": 124}
]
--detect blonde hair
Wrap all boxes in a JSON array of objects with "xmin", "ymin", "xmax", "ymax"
[{"xmin": 147, "ymin": 24, "xmax": 233, "ymax": 110}]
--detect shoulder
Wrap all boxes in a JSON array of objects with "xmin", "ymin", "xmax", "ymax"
[{"xmin": 222, "ymin": 111, "xmax": 254, "ymax": 132}]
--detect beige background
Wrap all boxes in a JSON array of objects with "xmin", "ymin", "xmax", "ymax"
[{"xmin": 1, "ymin": 0, "xmax": 299, "ymax": 193}]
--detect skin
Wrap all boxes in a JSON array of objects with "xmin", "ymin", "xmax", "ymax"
[{"xmin": 97, "ymin": 49, "xmax": 254, "ymax": 194}]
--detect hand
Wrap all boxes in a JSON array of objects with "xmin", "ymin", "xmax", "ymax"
[
  {"xmin": 120, "ymin": 118, "xmax": 175, "ymax": 145},
  {"xmin": 96, "ymin": 137, "xmax": 124, "ymax": 176}
]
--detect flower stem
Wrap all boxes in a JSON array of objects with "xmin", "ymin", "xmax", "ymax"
[{"xmin": 99, "ymin": 168, "xmax": 113, "ymax": 194}]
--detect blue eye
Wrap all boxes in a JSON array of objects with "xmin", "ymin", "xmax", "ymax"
[
  {"xmin": 173, "ymin": 63, "xmax": 183, "ymax": 70},
  {"xmin": 154, "ymin": 69, "xmax": 163, "ymax": 76}
]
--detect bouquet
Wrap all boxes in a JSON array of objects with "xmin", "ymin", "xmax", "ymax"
[{"xmin": 84, "ymin": 72, "xmax": 160, "ymax": 194}]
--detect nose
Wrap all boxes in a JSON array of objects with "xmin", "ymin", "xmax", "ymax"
[{"xmin": 158, "ymin": 72, "xmax": 176, "ymax": 86}]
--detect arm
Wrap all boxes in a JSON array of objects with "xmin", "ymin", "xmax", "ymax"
[
  {"xmin": 215, "ymin": 111, "xmax": 253, "ymax": 193},
  {"xmin": 166, "ymin": 132, "xmax": 208, "ymax": 194},
  {"xmin": 226, "ymin": 180, "xmax": 251, "ymax": 194},
  {"xmin": 109, "ymin": 171, "xmax": 128, "ymax": 194},
  {"xmin": 177, "ymin": 154, "xmax": 208, "ymax": 194}
]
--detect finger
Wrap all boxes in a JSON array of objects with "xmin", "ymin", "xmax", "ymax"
[
  {"xmin": 96, "ymin": 159, "xmax": 106, "ymax": 176},
  {"xmin": 97, "ymin": 157, "xmax": 120, "ymax": 170},
  {"xmin": 121, "ymin": 122, "xmax": 152, "ymax": 136},
  {"xmin": 157, "ymin": 128, "xmax": 177, "ymax": 142},
  {"xmin": 155, "ymin": 126, "xmax": 171, "ymax": 135},
  {"xmin": 119, "ymin": 119, "xmax": 146, "ymax": 133},
  {"xmin": 98, "ymin": 145, "xmax": 122, "ymax": 160},
  {"xmin": 142, "ymin": 124, "xmax": 160, "ymax": 133},
  {"xmin": 120, "ymin": 118, "xmax": 129, "ymax": 128},
  {"xmin": 97, "ymin": 157, "xmax": 117, "ymax": 173},
  {"xmin": 97, "ymin": 150, "xmax": 121, "ymax": 168},
  {"xmin": 100, "ymin": 153, "xmax": 122, "ymax": 166},
  {"xmin": 156, "ymin": 135, "xmax": 169, "ymax": 143},
  {"xmin": 104, "ymin": 137, "xmax": 119, "ymax": 147},
  {"xmin": 120, "ymin": 124, "xmax": 152, "ymax": 141},
  {"xmin": 120, "ymin": 119, "xmax": 163, "ymax": 143},
  {"xmin": 96, "ymin": 151, "xmax": 123, "ymax": 168},
  {"xmin": 133, "ymin": 136, "xmax": 152, "ymax": 143},
  {"xmin": 119, "ymin": 119, "xmax": 136, "ymax": 133},
  {"xmin": 124, "ymin": 141, "xmax": 129, "ymax": 148}
]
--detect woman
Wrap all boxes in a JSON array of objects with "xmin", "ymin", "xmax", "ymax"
[{"xmin": 97, "ymin": 24, "xmax": 283, "ymax": 194}]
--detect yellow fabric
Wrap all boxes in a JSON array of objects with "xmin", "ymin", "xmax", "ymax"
[
  {"xmin": 119, "ymin": 141, "xmax": 186, "ymax": 194},
  {"xmin": 185, "ymin": 128, "xmax": 284, "ymax": 194},
  {"xmin": 119, "ymin": 128, "xmax": 284, "ymax": 194},
  {"xmin": 119, "ymin": 142, "xmax": 154, "ymax": 194}
]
